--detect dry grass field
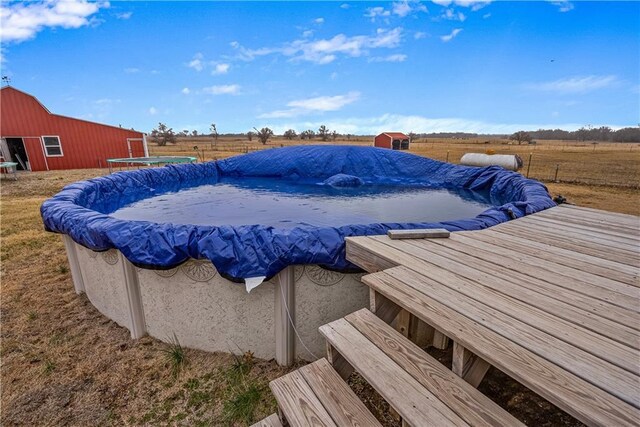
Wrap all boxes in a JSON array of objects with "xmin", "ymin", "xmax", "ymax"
[{"xmin": 1, "ymin": 138, "xmax": 637, "ymax": 426}]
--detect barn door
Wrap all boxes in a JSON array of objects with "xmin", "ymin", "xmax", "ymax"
[{"xmin": 6, "ymin": 138, "xmax": 30, "ymax": 170}]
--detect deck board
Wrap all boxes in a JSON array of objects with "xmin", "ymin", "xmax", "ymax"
[
  {"xmin": 320, "ymin": 318, "xmax": 471, "ymax": 426},
  {"xmin": 536, "ymin": 208, "xmax": 640, "ymax": 233},
  {"xmin": 441, "ymin": 233, "xmax": 639, "ymax": 296},
  {"xmin": 354, "ymin": 236, "xmax": 639, "ymax": 330},
  {"xmin": 400, "ymin": 240, "xmax": 639, "ymax": 352},
  {"xmin": 488, "ymin": 223, "xmax": 638, "ymax": 265},
  {"xmin": 523, "ymin": 215, "xmax": 640, "ymax": 242},
  {"xmin": 269, "ymin": 370, "xmax": 337, "ymax": 427},
  {"xmin": 346, "ymin": 205, "xmax": 640, "ymax": 427}
]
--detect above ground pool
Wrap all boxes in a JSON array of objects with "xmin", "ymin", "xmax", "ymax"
[{"xmin": 41, "ymin": 146, "xmax": 555, "ymax": 363}]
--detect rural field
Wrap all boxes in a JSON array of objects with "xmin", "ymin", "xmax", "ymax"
[{"xmin": 1, "ymin": 138, "xmax": 638, "ymax": 426}]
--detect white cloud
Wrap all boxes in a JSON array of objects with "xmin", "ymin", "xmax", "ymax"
[
  {"xmin": 124, "ymin": 67, "xmax": 140, "ymax": 74},
  {"xmin": 116, "ymin": 11, "xmax": 132, "ymax": 20},
  {"xmin": 392, "ymin": 2, "xmax": 413, "ymax": 17},
  {"xmin": 148, "ymin": 107, "xmax": 158, "ymax": 115},
  {"xmin": 432, "ymin": 0, "xmax": 492, "ymax": 9},
  {"xmin": 91, "ymin": 98, "xmax": 119, "ymax": 119},
  {"xmin": 394, "ymin": 1, "xmax": 428, "ymax": 16},
  {"xmin": 212, "ymin": 63, "xmax": 230, "ymax": 75},
  {"xmin": 525, "ymin": 75, "xmax": 619, "ymax": 93},
  {"xmin": 230, "ymin": 43, "xmax": 278, "ymax": 61},
  {"xmin": 368, "ymin": 54, "xmax": 408, "ymax": 63},
  {"xmin": 188, "ymin": 53, "xmax": 204, "ymax": 71},
  {"xmin": 0, "ymin": 0, "xmax": 106, "ymax": 43},
  {"xmin": 330, "ymin": 72, "xmax": 338, "ymax": 80},
  {"xmin": 181, "ymin": 87, "xmax": 190, "ymax": 95},
  {"xmin": 94, "ymin": 98, "xmax": 120, "ymax": 105},
  {"xmin": 340, "ymin": 3, "xmax": 350, "ymax": 9},
  {"xmin": 314, "ymin": 17, "xmax": 324, "ymax": 24},
  {"xmin": 366, "ymin": 2, "xmax": 427, "ymax": 21},
  {"xmin": 548, "ymin": 1, "xmax": 574, "ymax": 12},
  {"xmin": 202, "ymin": 84, "xmax": 241, "ymax": 95},
  {"xmin": 232, "ymin": 28, "xmax": 403, "ymax": 65},
  {"xmin": 483, "ymin": 12, "xmax": 491, "ymax": 18},
  {"xmin": 266, "ymin": 113, "xmax": 594, "ymax": 135},
  {"xmin": 414, "ymin": 31, "xmax": 427, "ymax": 39},
  {"xmin": 442, "ymin": 8, "xmax": 466, "ymax": 21},
  {"xmin": 456, "ymin": 0, "xmax": 492, "ymax": 10},
  {"xmin": 302, "ymin": 30, "xmax": 313, "ymax": 38},
  {"xmin": 440, "ymin": 28, "xmax": 462, "ymax": 42},
  {"xmin": 289, "ymin": 92, "xmax": 360, "ymax": 110},
  {"xmin": 365, "ymin": 6, "xmax": 391, "ymax": 21},
  {"xmin": 259, "ymin": 92, "xmax": 360, "ymax": 118}
]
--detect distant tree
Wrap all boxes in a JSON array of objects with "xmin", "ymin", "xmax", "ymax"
[
  {"xmin": 575, "ymin": 126, "xmax": 592, "ymax": 142},
  {"xmin": 150, "ymin": 122, "xmax": 177, "ymax": 146},
  {"xmin": 509, "ymin": 131, "xmax": 532, "ymax": 145},
  {"xmin": 254, "ymin": 127, "xmax": 274, "ymax": 144},
  {"xmin": 330, "ymin": 130, "xmax": 338, "ymax": 141},
  {"xmin": 318, "ymin": 125, "xmax": 330, "ymax": 141},
  {"xmin": 300, "ymin": 130, "xmax": 315, "ymax": 140},
  {"xmin": 191, "ymin": 130, "xmax": 199, "ymax": 137},
  {"xmin": 247, "ymin": 131, "xmax": 254, "ymax": 142},
  {"xmin": 210, "ymin": 123, "xmax": 218, "ymax": 141},
  {"xmin": 408, "ymin": 132, "xmax": 417, "ymax": 141},
  {"xmin": 346, "ymin": 134, "xmax": 352, "ymax": 141},
  {"xmin": 612, "ymin": 126, "xmax": 640, "ymax": 142},
  {"xmin": 283, "ymin": 129, "xmax": 297, "ymax": 140}
]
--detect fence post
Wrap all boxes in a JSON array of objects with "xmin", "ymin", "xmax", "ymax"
[
  {"xmin": 526, "ymin": 153, "xmax": 532, "ymax": 178},
  {"xmin": 554, "ymin": 164, "xmax": 560, "ymax": 182},
  {"xmin": 446, "ymin": 151, "xmax": 450, "ymax": 163}
]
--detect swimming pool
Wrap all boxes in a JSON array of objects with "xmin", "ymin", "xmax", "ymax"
[{"xmin": 42, "ymin": 146, "xmax": 555, "ymax": 364}]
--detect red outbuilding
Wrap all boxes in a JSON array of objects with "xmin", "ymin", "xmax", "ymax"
[
  {"xmin": 373, "ymin": 132, "xmax": 410, "ymax": 150},
  {"xmin": 0, "ymin": 86, "xmax": 147, "ymax": 171}
]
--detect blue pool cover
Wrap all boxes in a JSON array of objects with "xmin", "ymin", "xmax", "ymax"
[{"xmin": 41, "ymin": 146, "xmax": 555, "ymax": 283}]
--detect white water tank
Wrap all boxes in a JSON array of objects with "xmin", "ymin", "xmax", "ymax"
[{"xmin": 460, "ymin": 153, "xmax": 523, "ymax": 171}]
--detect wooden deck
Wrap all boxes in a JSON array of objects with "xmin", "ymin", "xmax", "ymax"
[{"xmin": 345, "ymin": 204, "xmax": 640, "ymax": 426}]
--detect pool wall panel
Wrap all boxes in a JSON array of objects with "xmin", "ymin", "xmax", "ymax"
[
  {"xmin": 76, "ymin": 246, "xmax": 131, "ymax": 331},
  {"xmin": 137, "ymin": 266, "xmax": 277, "ymax": 360},
  {"xmin": 292, "ymin": 268, "xmax": 370, "ymax": 359}
]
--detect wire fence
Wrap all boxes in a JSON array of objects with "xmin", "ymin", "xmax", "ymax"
[{"xmin": 152, "ymin": 139, "xmax": 640, "ymax": 189}]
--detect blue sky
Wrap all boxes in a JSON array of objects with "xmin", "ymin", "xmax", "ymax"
[{"xmin": 1, "ymin": 1, "xmax": 638, "ymax": 135}]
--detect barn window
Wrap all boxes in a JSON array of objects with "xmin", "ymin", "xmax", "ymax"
[{"xmin": 42, "ymin": 136, "xmax": 63, "ymax": 157}]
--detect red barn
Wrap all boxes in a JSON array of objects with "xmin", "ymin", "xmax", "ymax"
[
  {"xmin": 0, "ymin": 86, "xmax": 147, "ymax": 171},
  {"xmin": 374, "ymin": 132, "xmax": 410, "ymax": 150}
]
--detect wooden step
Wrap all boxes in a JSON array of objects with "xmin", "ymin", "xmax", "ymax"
[
  {"xmin": 320, "ymin": 308, "xmax": 524, "ymax": 427},
  {"xmin": 269, "ymin": 358, "xmax": 382, "ymax": 427},
  {"xmin": 360, "ymin": 268, "xmax": 639, "ymax": 425},
  {"xmin": 250, "ymin": 413, "xmax": 283, "ymax": 427}
]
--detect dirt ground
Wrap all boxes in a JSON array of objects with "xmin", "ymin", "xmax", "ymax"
[{"xmin": 1, "ymin": 139, "xmax": 637, "ymax": 425}]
